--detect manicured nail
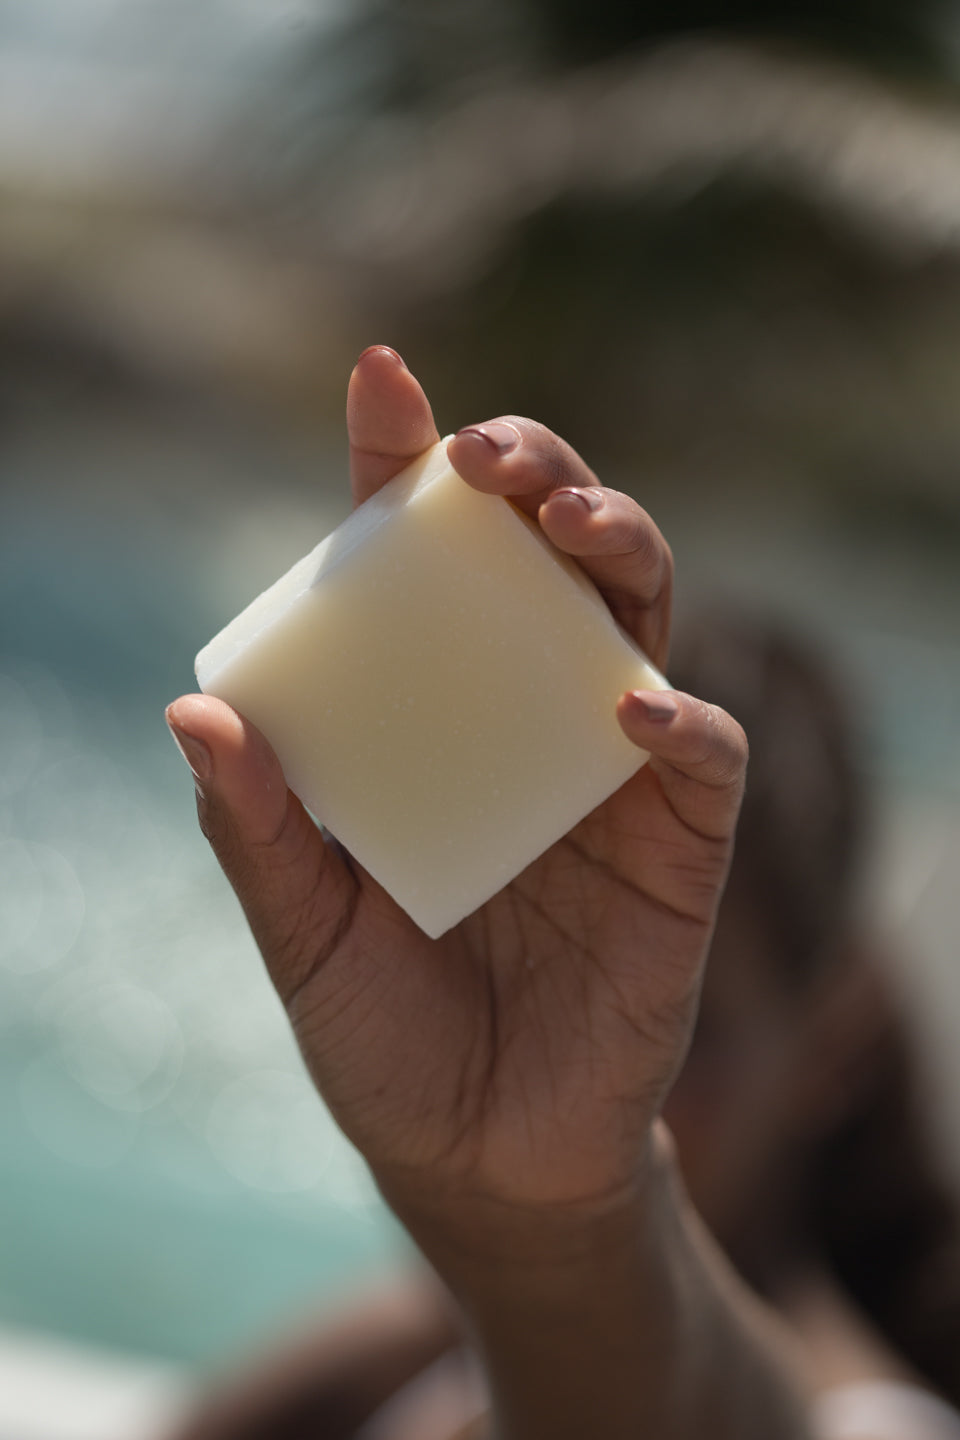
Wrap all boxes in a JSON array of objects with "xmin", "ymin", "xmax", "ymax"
[
  {"xmin": 456, "ymin": 422, "xmax": 522, "ymax": 456},
  {"xmin": 166, "ymin": 711, "xmax": 213, "ymax": 781},
  {"xmin": 629, "ymin": 690, "xmax": 680, "ymax": 724},
  {"xmin": 554, "ymin": 486, "xmax": 604, "ymax": 513},
  {"xmin": 356, "ymin": 344, "xmax": 407, "ymax": 369}
]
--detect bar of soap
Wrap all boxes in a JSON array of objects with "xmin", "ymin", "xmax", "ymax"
[{"xmin": 196, "ymin": 439, "xmax": 668, "ymax": 938}]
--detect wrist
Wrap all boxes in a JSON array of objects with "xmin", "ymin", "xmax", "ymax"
[
  {"xmin": 379, "ymin": 1127, "xmax": 811, "ymax": 1440},
  {"xmin": 379, "ymin": 1125, "xmax": 701, "ymax": 1440},
  {"xmin": 375, "ymin": 1123, "xmax": 675, "ymax": 1310}
]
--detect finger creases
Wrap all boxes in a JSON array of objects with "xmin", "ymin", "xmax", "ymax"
[
  {"xmin": 347, "ymin": 345, "xmax": 440, "ymax": 505},
  {"xmin": 167, "ymin": 695, "xmax": 358, "ymax": 997},
  {"xmin": 618, "ymin": 689, "xmax": 748, "ymax": 841},
  {"xmin": 539, "ymin": 488, "xmax": 673, "ymax": 610},
  {"xmin": 446, "ymin": 416, "xmax": 600, "ymax": 515}
]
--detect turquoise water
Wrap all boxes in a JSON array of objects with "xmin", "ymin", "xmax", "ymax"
[{"xmin": 0, "ymin": 400, "xmax": 408, "ymax": 1366}]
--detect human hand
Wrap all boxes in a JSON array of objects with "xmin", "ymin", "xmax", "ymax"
[{"xmin": 166, "ymin": 346, "xmax": 747, "ymax": 1233}]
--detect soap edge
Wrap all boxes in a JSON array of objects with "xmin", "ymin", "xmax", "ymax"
[{"xmin": 195, "ymin": 439, "xmax": 453, "ymax": 688}]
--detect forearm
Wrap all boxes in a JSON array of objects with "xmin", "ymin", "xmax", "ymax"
[{"xmin": 381, "ymin": 1125, "xmax": 812, "ymax": 1440}]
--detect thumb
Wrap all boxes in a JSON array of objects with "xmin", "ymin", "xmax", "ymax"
[
  {"xmin": 165, "ymin": 694, "xmax": 359, "ymax": 1004},
  {"xmin": 347, "ymin": 345, "xmax": 440, "ymax": 506}
]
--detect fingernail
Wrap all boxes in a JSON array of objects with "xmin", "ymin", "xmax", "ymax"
[
  {"xmin": 456, "ymin": 421, "xmax": 522, "ymax": 456},
  {"xmin": 166, "ymin": 712, "xmax": 213, "ymax": 780},
  {"xmin": 629, "ymin": 690, "xmax": 680, "ymax": 724},
  {"xmin": 356, "ymin": 344, "xmax": 407, "ymax": 369},
  {"xmin": 554, "ymin": 486, "xmax": 604, "ymax": 513}
]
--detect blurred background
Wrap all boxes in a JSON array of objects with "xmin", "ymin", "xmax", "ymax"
[{"xmin": 2, "ymin": 0, "xmax": 959, "ymax": 1433}]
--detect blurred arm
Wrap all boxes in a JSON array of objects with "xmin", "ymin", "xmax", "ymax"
[{"xmin": 168, "ymin": 1270, "xmax": 461, "ymax": 1440}]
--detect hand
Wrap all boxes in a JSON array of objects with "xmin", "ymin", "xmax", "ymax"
[{"xmin": 166, "ymin": 346, "xmax": 747, "ymax": 1228}]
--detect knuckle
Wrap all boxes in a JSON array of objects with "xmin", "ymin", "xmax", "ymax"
[
  {"xmin": 685, "ymin": 701, "xmax": 747, "ymax": 791},
  {"xmin": 615, "ymin": 503, "xmax": 659, "ymax": 561},
  {"xmin": 195, "ymin": 786, "xmax": 227, "ymax": 851},
  {"xmin": 602, "ymin": 503, "xmax": 671, "ymax": 593},
  {"xmin": 196, "ymin": 791, "xmax": 263, "ymax": 901},
  {"xmin": 709, "ymin": 707, "xmax": 749, "ymax": 790},
  {"xmin": 513, "ymin": 420, "xmax": 595, "ymax": 493},
  {"xmin": 545, "ymin": 434, "xmax": 573, "ymax": 493}
]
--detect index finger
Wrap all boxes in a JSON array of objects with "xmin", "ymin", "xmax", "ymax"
[
  {"xmin": 347, "ymin": 345, "xmax": 440, "ymax": 506},
  {"xmin": 449, "ymin": 416, "xmax": 673, "ymax": 668},
  {"xmin": 446, "ymin": 415, "xmax": 601, "ymax": 519}
]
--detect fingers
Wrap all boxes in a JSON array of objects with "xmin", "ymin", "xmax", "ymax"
[
  {"xmin": 538, "ymin": 487, "xmax": 673, "ymax": 669},
  {"xmin": 449, "ymin": 417, "xmax": 673, "ymax": 668},
  {"xmin": 165, "ymin": 694, "xmax": 359, "ymax": 1003},
  {"xmin": 347, "ymin": 346, "xmax": 440, "ymax": 506},
  {"xmin": 346, "ymin": 356, "xmax": 672, "ymax": 663},
  {"xmin": 618, "ymin": 689, "xmax": 748, "ymax": 842},
  {"xmin": 446, "ymin": 415, "xmax": 600, "ymax": 517}
]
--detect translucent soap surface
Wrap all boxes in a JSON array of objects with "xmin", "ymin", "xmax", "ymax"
[{"xmin": 196, "ymin": 439, "xmax": 668, "ymax": 938}]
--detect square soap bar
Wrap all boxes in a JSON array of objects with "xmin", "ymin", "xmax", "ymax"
[{"xmin": 196, "ymin": 439, "xmax": 668, "ymax": 938}]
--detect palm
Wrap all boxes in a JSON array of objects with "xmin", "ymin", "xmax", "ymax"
[{"xmin": 285, "ymin": 744, "xmax": 729, "ymax": 1209}]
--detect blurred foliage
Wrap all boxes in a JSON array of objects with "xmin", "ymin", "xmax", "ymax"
[
  {"xmin": 4, "ymin": 0, "xmax": 960, "ymax": 503},
  {"xmin": 296, "ymin": 0, "xmax": 958, "ymax": 115},
  {"xmin": 382, "ymin": 177, "xmax": 960, "ymax": 493},
  {"xmin": 529, "ymin": 0, "xmax": 954, "ymax": 76}
]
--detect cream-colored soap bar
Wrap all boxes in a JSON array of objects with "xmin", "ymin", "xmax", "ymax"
[{"xmin": 196, "ymin": 439, "xmax": 668, "ymax": 938}]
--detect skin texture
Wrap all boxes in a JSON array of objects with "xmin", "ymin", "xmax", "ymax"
[
  {"xmin": 166, "ymin": 347, "xmax": 818, "ymax": 1440},
  {"xmin": 167, "ymin": 344, "xmax": 746, "ymax": 1216}
]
